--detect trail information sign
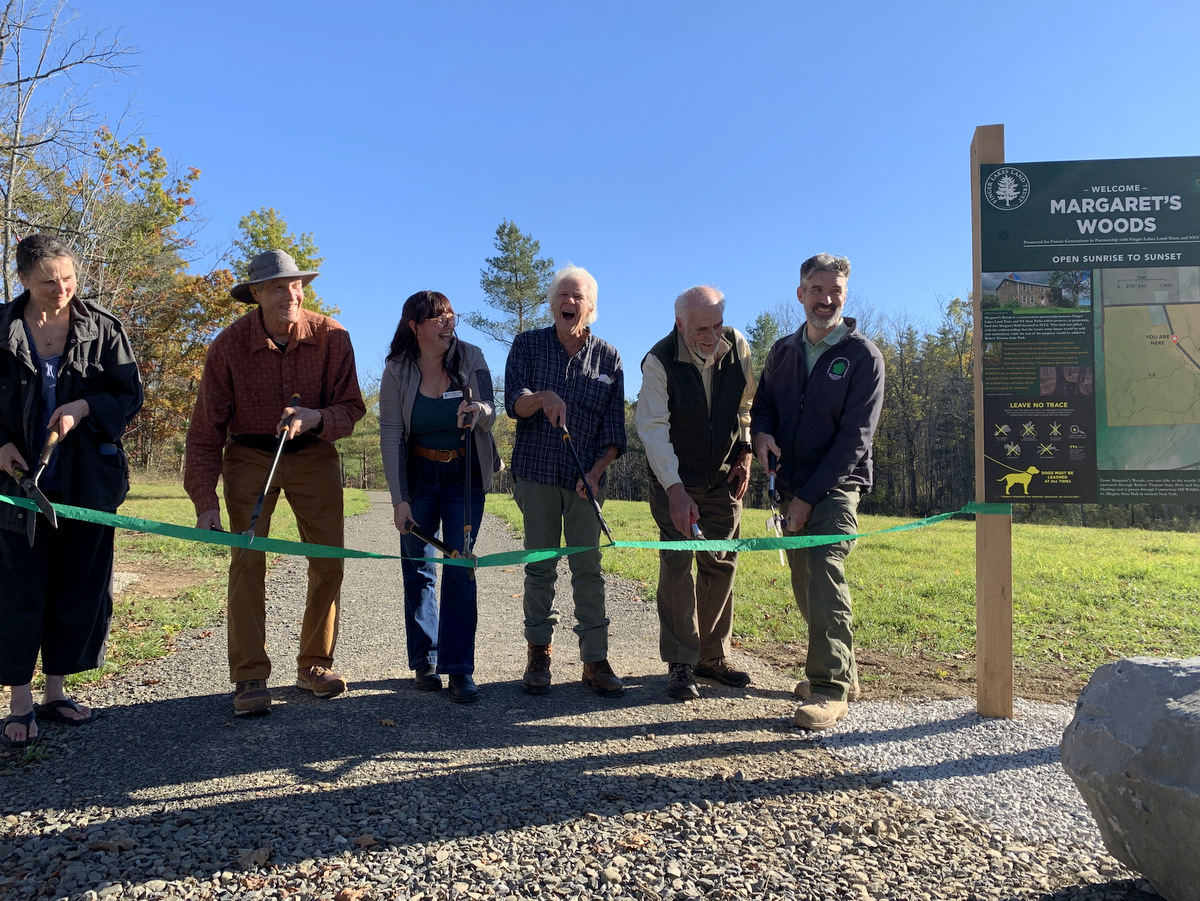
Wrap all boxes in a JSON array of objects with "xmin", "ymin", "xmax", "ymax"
[{"xmin": 978, "ymin": 156, "xmax": 1200, "ymax": 504}]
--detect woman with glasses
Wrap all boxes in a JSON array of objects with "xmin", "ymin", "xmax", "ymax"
[{"xmin": 379, "ymin": 292, "xmax": 496, "ymax": 703}]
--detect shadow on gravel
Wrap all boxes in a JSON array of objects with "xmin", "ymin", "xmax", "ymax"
[
  {"xmin": 830, "ymin": 713, "xmax": 1063, "ymax": 781},
  {"xmin": 1, "ymin": 678, "xmax": 867, "ymax": 885},
  {"xmin": 1026, "ymin": 879, "xmax": 1162, "ymax": 901}
]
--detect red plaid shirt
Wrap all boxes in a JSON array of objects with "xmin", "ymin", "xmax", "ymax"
[{"xmin": 184, "ymin": 307, "xmax": 366, "ymax": 514}]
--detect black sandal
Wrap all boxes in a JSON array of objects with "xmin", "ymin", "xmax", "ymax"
[
  {"xmin": 1, "ymin": 710, "xmax": 40, "ymax": 749},
  {"xmin": 34, "ymin": 699, "xmax": 98, "ymax": 726}
]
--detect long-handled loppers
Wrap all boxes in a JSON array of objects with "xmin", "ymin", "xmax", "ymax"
[
  {"xmin": 766, "ymin": 451, "xmax": 786, "ymax": 566},
  {"xmin": 560, "ymin": 423, "xmax": 614, "ymax": 543},
  {"xmin": 12, "ymin": 426, "xmax": 62, "ymax": 546},
  {"xmin": 243, "ymin": 394, "xmax": 300, "ymax": 546}
]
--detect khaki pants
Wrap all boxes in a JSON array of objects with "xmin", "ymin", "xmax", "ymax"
[
  {"xmin": 222, "ymin": 440, "xmax": 344, "ymax": 683},
  {"xmin": 513, "ymin": 476, "xmax": 609, "ymax": 662},
  {"xmin": 648, "ymin": 478, "xmax": 740, "ymax": 665},
  {"xmin": 782, "ymin": 486, "xmax": 861, "ymax": 702}
]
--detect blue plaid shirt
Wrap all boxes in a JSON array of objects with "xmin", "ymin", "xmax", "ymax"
[{"xmin": 505, "ymin": 326, "xmax": 627, "ymax": 489}]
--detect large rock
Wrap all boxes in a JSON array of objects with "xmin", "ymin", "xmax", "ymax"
[{"xmin": 1061, "ymin": 656, "xmax": 1200, "ymax": 901}]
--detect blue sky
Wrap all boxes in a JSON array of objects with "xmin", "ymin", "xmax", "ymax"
[{"xmin": 75, "ymin": 0, "xmax": 1200, "ymax": 395}]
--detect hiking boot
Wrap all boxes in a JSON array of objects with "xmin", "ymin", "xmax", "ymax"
[
  {"xmin": 582, "ymin": 659, "xmax": 625, "ymax": 698},
  {"xmin": 522, "ymin": 644, "xmax": 552, "ymax": 695},
  {"xmin": 793, "ymin": 694, "xmax": 849, "ymax": 731},
  {"xmin": 695, "ymin": 657, "xmax": 752, "ymax": 688},
  {"xmin": 667, "ymin": 663, "xmax": 700, "ymax": 701},
  {"xmin": 794, "ymin": 677, "xmax": 861, "ymax": 702},
  {"xmin": 414, "ymin": 665, "xmax": 443, "ymax": 692},
  {"xmin": 296, "ymin": 666, "xmax": 347, "ymax": 698},
  {"xmin": 448, "ymin": 674, "xmax": 479, "ymax": 704},
  {"xmin": 233, "ymin": 679, "xmax": 271, "ymax": 716}
]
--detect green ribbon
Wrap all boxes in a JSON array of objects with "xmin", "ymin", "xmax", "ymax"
[{"xmin": 0, "ymin": 493, "xmax": 1009, "ymax": 568}]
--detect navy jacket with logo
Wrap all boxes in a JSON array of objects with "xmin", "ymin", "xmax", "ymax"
[{"xmin": 749, "ymin": 317, "xmax": 884, "ymax": 505}]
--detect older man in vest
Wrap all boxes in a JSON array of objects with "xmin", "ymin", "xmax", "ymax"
[{"xmin": 636, "ymin": 286, "xmax": 756, "ymax": 700}]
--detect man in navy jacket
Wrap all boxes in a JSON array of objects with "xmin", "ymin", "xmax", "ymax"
[{"xmin": 751, "ymin": 253, "xmax": 885, "ymax": 730}]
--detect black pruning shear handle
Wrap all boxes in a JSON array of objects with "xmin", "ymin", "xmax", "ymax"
[{"xmin": 12, "ymin": 426, "xmax": 62, "ymax": 546}]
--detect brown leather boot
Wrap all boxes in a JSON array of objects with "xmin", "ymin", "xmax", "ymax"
[
  {"xmin": 582, "ymin": 659, "xmax": 625, "ymax": 698},
  {"xmin": 522, "ymin": 643, "xmax": 552, "ymax": 695}
]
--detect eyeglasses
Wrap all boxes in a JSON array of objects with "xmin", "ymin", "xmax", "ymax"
[{"xmin": 422, "ymin": 313, "xmax": 460, "ymax": 328}]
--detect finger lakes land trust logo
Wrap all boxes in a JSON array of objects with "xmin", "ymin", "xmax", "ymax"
[
  {"xmin": 984, "ymin": 166, "xmax": 1031, "ymax": 210},
  {"xmin": 827, "ymin": 357, "xmax": 850, "ymax": 380}
]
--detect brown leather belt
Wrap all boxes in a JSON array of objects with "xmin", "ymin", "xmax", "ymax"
[{"xmin": 412, "ymin": 445, "xmax": 464, "ymax": 462}]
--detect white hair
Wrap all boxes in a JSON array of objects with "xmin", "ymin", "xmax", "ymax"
[
  {"xmin": 674, "ymin": 285, "xmax": 725, "ymax": 319},
  {"xmin": 546, "ymin": 264, "xmax": 599, "ymax": 326}
]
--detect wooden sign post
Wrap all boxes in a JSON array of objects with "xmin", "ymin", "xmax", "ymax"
[{"xmin": 971, "ymin": 124, "xmax": 1014, "ymax": 718}]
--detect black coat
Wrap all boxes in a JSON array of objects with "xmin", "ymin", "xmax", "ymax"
[{"xmin": 0, "ymin": 292, "xmax": 143, "ymax": 534}]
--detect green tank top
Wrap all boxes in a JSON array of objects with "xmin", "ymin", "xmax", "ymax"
[{"xmin": 411, "ymin": 392, "xmax": 463, "ymax": 450}]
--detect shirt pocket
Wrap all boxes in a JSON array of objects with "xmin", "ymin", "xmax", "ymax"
[{"xmin": 575, "ymin": 373, "xmax": 614, "ymax": 419}]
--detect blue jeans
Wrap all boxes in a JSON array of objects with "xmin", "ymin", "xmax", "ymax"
[{"xmin": 399, "ymin": 454, "xmax": 484, "ymax": 675}]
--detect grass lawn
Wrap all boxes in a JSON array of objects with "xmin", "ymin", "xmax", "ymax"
[{"xmin": 486, "ymin": 495, "xmax": 1200, "ymax": 685}]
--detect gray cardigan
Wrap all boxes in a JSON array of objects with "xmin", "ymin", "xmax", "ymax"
[{"xmin": 379, "ymin": 339, "xmax": 496, "ymax": 506}]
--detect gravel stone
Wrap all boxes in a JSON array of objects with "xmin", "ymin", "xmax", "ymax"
[{"xmin": 0, "ymin": 494, "xmax": 1160, "ymax": 900}]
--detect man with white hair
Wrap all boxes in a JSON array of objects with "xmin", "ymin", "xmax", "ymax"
[
  {"xmin": 636, "ymin": 286, "xmax": 756, "ymax": 700},
  {"xmin": 505, "ymin": 265, "xmax": 627, "ymax": 698}
]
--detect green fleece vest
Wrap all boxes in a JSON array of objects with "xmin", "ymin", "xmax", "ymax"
[{"xmin": 647, "ymin": 327, "xmax": 746, "ymax": 490}]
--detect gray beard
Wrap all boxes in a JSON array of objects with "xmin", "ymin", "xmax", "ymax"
[{"xmin": 808, "ymin": 312, "xmax": 842, "ymax": 331}]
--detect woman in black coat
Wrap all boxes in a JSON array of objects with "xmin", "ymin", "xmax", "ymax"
[{"xmin": 0, "ymin": 234, "xmax": 143, "ymax": 749}]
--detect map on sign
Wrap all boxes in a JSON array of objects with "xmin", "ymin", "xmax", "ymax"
[
  {"xmin": 1096, "ymin": 266, "xmax": 1200, "ymax": 471},
  {"xmin": 1100, "ymin": 267, "xmax": 1200, "ymax": 427}
]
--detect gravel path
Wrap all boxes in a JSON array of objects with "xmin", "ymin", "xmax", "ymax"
[{"xmin": 1, "ymin": 493, "xmax": 1160, "ymax": 900}]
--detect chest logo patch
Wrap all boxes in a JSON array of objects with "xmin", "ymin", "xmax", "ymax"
[{"xmin": 827, "ymin": 357, "xmax": 850, "ymax": 381}]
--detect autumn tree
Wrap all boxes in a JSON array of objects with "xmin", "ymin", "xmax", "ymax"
[
  {"xmin": 229, "ymin": 207, "xmax": 337, "ymax": 315},
  {"xmin": 53, "ymin": 132, "xmax": 236, "ymax": 469},
  {"xmin": 468, "ymin": 219, "xmax": 555, "ymax": 345}
]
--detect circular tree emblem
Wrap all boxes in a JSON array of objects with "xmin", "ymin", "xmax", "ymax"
[{"xmin": 984, "ymin": 166, "xmax": 1031, "ymax": 210}]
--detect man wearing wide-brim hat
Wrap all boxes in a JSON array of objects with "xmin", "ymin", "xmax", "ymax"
[{"xmin": 185, "ymin": 249, "xmax": 366, "ymax": 717}]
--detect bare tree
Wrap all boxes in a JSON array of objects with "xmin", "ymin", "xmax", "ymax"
[{"xmin": 0, "ymin": 0, "xmax": 133, "ymax": 300}]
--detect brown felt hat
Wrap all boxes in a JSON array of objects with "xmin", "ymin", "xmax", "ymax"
[{"xmin": 230, "ymin": 250, "xmax": 319, "ymax": 304}]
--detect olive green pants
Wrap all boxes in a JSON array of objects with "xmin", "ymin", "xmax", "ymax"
[
  {"xmin": 514, "ymin": 476, "xmax": 610, "ymax": 662},
  {"xmin": 782, "ymin": 486, "xmax": 861, "ymax": 701}
]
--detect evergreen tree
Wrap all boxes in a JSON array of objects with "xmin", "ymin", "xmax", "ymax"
[
  {"xmin": 468, "ymin": 219, "xmax": 555, "ymax": 345},
  {"xmin": 745, "ymin": 310, "xmax": 781, "ymax": 376}
]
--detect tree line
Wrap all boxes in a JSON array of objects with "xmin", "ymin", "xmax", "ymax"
[
  {"xmin": 4, "ymin": 2, "xmax": 1193, "ymax": 531},
  {"xmin": 347, "ymin": 222, "xmax": 1197, "ymax": 531}
]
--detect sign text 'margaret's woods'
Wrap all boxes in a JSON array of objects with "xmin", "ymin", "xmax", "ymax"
[{"xmin": 1050, "ymin": 185, "xmax": 1183, "ymax": 235}]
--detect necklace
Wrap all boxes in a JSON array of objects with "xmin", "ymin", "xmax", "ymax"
[{"xmin": 29, "ymin": 313, "xmax": 65, "ymax": 347}]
